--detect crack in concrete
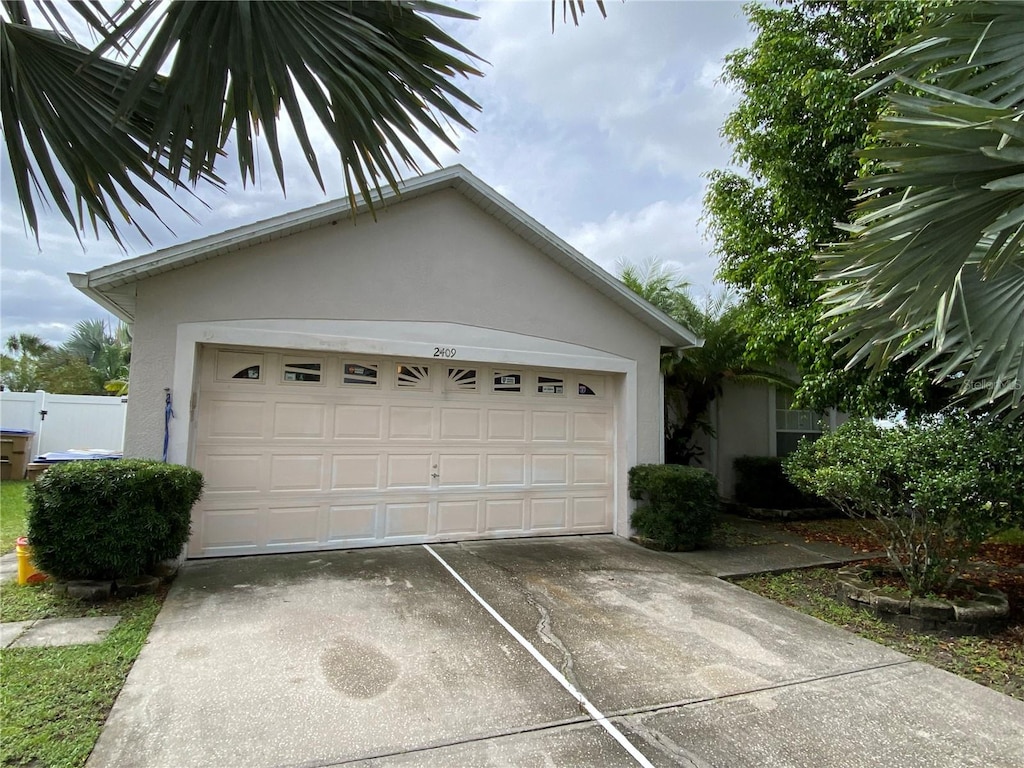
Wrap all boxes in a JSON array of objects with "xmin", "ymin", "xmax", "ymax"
[
  {"xmin": 620, "ymin": 715, "xmax": 716, "ymax": 768},
  {"xmin": 453, "ymin": 543, "xmax": 585, "ymax": 699}
]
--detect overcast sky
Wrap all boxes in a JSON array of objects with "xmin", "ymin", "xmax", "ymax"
[{"xmin": 0, "ymin": 1, "xmax": 753, "ymax": 347}]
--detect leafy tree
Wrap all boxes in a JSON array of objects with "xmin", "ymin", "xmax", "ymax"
[
  {"xmin": 820, "ymin": 2, "xmax": 1024, "ymax": 422},
  {"xmin": 1, "ymin": 333, "xmax": 53, "ymax": 391},
  {"xmin": 785, "ymin": 416, "xmax": 1024, "ymax": 595},
  {"xmin": 620, "ymin": 260, "xmax": 791, "ymax": 464},
  {"xmin": 703, "ymin": 0, "xmax": 939, "ymax": 417}
]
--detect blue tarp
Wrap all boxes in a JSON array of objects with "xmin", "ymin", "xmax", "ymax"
[{"xmin": 1, "ymin": 428, "xmax": 36, "ymax": 435}]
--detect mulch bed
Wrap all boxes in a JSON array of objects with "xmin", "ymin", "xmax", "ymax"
[{"xmin": 781, "ymin": 519, "xmax": 1024, "ymax": 627}]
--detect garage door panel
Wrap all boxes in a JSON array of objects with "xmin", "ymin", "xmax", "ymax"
[
  {"xmin": 438, "ymin": 454, "xmax": 480, "ymax": 486},
  {"xmin": 572, "ymin": 454, "xmax": 610, "ymax": 486},
  {"xmin": 273, "ymin": 403, "xmax": 327, "ymax": 439},
  {"xmin": 440, "ymin": 407, "xmax": 482, "ymax": 440},
  {"xmin": 207, "ymin": 400, "xmax": 265, "ymax": 439},
  {"xmin": 385, "ymin": 502, "xmax": 430, "ymax": 537},
  {"xmin": 573, "ymin": 497, "xmax": 609, "ymax": 527},
  {"xmin": 574, "ymin": 411, "xmax": 611, "ymax": 443},
  {"xmin": 202, "ymin": 454, "xmax": 264, "ymax": 493},
  {"xmin": 387, "ymin": 454, "xmax": 433, "ymax": 488},
  {"xmin": 331, "ymin": 455, "xmax": 380, "ymax": 490},
  {"xmin": 530, "ymin": 498, "xmax": 567, "ymax": 529},
  {"xmin": 532, "ymin": 411, "xmax": 569, "ymax": 441},
  {"xmin": 191, "ymin": 348, "xmax": 616, "ymax": 557},
  {"xmin": 198, "ymin": 506, "xmax": 261, "ymax": 550},
  {"xmin": 487, "ymin": 410, "xmax": 526, "ymax": 441},
  {"xmin": 328, "ymin": 504, "xmax": 378, "ymax": 541},
  {"xmin": 389, "ymin": 406, "xmax": 434, "ymax": 440},
  {"xmin": 270, "ymin": 454, "xmax": 324, "ymax": 492},
  {"xmin": 437, "ymin": 500, "xmax": 480, "ymax": 535},
  {"xmin": 485, "ymin": 499, "xmax": 525, "ymax": 532},
  {"xmin": 486, "ymin": 454, "xmax": 526, "ymax": 485},
  {"xmin": 265, "ymin": 505, "xmax": 320, "ymax": 546},
  {"xmin": 334, "ymin": 404, "xmax": 384, "ymax": 439},
  {"xmin": 532, "ymin": 454, "xmax": 568, "ymax": 485}
]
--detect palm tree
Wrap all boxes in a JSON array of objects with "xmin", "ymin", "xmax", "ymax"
[
  {"xmin": 60, "ymin": 319, "xmax": 131, "ymax": 394},
  {"xmin": 620, "ymin": 261, "xmax": 792, "ymax": 464},
  {"xmin": 820, "ymin": 2, "xmax": 1024, "ymax": 422},
  {"xmin": 2, "ymin": 1, "xmax": 605, "ymax": 246},
  {"xmin": 2, "ymin": 333, "xmax": 54, "ymax": 391},
  {"xmin": 1, "ymin": 1, "xmax": 484, "ymax": 245}
]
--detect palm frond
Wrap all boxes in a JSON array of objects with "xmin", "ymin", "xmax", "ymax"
[{"xmin": 821, "ymin": 2, "xmax": 1024, "ymax": 421}]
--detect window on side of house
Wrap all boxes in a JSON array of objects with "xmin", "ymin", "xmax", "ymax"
[{"xmin": 775, "ymin": 389, "xmax": 825, "ymax": 456}]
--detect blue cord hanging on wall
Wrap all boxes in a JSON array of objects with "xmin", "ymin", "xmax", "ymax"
[{"xmin": 163, "ymin": 389, "xmax": 174, "ymax": 463}]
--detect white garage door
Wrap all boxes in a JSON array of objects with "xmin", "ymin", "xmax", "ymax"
[{"xmin": 189, "ymin": 346, "xmax": 616, "ymax": 557}]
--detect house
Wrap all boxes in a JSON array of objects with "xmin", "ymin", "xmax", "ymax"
[{"xmin": 71, "ymin": 166, "xmax": 699, "ymax": 558}]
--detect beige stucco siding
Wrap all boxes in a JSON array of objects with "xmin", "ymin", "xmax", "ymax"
[
  {"xmin": 125, "ymin": 190, "xmax": 664, "ymax": 467},
  {"xmin": 712, "ymin": 380, "xmax": 771, "ymax": 497}
]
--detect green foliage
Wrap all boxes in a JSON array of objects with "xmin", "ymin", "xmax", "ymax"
[
  {"xmin": 704, "ymin": 0, "xmax": 936, "ymax": 416},
  {"xmin": 820, "ymin": 2, "xmax": 1024, "ymax": 422},
  {"xmin": 733, "ymin": 455, "xmax": 821, "ymax": 510},
  {"xmin": 628, "ymin": 464, "xmax": 719, "ymax": 551},
  {"xmin": 1, "ymin": 333, "xmax": 54, "ymax": 391},
  {"xmin": 27, "ymin": 460, "xmax": 203, "ymax": 580},
  {"xmin": 784, "ymin": 417, "xmax": 1024, "ymax": 595},
  {"xmin": 620, "ymin": 260, "xmax": 792, "ymax": 464},
  {"xmin": 0, "ymin": 480, "xmax": 30, "ymax": 553}
]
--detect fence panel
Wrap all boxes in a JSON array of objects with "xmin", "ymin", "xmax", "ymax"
[{"xmin": 0, "ymin": 390, "xmax": 127, "ymax": 456}]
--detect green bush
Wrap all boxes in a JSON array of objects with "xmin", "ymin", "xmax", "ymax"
[
  {"xmin": 784, "ymin": 416, "xmax": 1024, "ymax": 595},
  {"xmin": 629, "ymin": 464, "xmax": 719, "ymax": 551},
  {"xmin": 733, "ymin": 455, "xmax": 822, "ymax": 509},
  {"xmin": 27, "ymin": 459, "xmax": 204, "ymax": 581}
]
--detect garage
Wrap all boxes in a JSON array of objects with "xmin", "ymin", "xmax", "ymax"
[
  {"xmin": 70, "ymin": 166, "xmax": 698, "ymax": 555},
  {"xmin": 192, "ymin": 346, "xmax": 616, "ymax": 556}
]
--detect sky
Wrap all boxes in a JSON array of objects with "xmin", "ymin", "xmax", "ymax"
[{"xmin": 0, "ymin": 0, "xmax": 753, "ymax": 348}]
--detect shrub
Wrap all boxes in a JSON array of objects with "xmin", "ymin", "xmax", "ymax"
[
  {"xmin": 784, "ymin": 417, "xmax": 1024, "ymax": 596},
  {"xmin": 27, "ymin": 459, "xmax": 204, "ymax": 581},
  {"xmin": 733, "ymin": 455, "xmax": 822, "ymax": 509},
  {"xmin": 629, "ymin": 464, "xmax": 719, "ymax": 551}
]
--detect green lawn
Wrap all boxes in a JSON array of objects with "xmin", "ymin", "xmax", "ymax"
[
  {"xmin": 0, "ymin": 479, "xmax": 31, "ymax": 553},
  {"xmin": 0, "ymin": 582, "xmax": 164, "ymax": 768}
]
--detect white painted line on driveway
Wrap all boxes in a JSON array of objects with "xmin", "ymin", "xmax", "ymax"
[{"xmin": 423, "ymin": 544, "xmax": 656, "ymax": 768}]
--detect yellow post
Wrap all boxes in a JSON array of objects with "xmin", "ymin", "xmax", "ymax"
[{"xmin": 16, "ymin": 537, "xmax": 40, "ymax": 585}]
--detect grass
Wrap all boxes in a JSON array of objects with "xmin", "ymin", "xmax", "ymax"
[
  {"xmin": 0, "ymin": 582, "xmax": 165, "ymax": 768},
  {"xmin": 736, "ymin": 568, "xmax": 1024, "ymax": 701},
  {"xmin": 1, "ymin": 479, "xmax": 31, "ymax": 553}
]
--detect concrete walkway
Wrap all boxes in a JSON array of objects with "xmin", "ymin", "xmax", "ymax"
[{"xmin": 87, "ymin": 535, "xmax": 1022, "ymax": 768}]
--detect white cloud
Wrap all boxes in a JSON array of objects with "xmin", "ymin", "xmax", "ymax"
[{"xmin": 567, "ymin": 195, "xmax": 718, "ymax": 294}]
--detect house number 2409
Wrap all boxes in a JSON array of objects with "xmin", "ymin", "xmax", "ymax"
[{"xmin": 433, "ymin": 346, "xmax": 457, "ymax": 358}]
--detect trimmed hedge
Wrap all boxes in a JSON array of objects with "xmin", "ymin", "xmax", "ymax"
[
  {"xmin": 27, "ymin": 459, "xmax": 203, "ymax": 581},
  {"xmin": 629, "ymin": 464, "xmax": 718, "ymax": 551},
  {"xmin": 733, "ymin": 455, "xmax": 820, "ymax": 510}
]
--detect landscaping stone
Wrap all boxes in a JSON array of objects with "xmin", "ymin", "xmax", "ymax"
[
  {"xmin": 115, "ymin": 575, "xmax": 161, "ymax": 598},
  {"xmin": 835, "ymin": 565, "xmax": 1008, "ymax": 635},
  {"xmin": 54, "ymin": 580, "xmax": 114, "ymax": 601},
  {"xmin": 9, "ymin": 616, "xmax": 120, "ymax": 648},
  {"xmin": 150, "ymin": 558, "xmax": 181, "ymax": 581}
]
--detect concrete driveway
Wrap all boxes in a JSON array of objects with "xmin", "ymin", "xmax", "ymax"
[{"xmin": 89, "ymin": 536, "xmax": 1024, "ymax": 768}]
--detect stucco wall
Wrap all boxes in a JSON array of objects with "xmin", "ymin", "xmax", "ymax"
[
  {"xmin": 712, "ymin": 379, "xmax": 771, "ymax": 498},
  {"xmin": 125, "ymin": 189, "xmax": 665, "ymax": 473}
]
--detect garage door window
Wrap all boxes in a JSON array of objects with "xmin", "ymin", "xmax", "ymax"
[
  {"xmin": 396, "ymin": 364, "xmax": 430, "ymax": 389},
  {"xmin": 216, "ymin": 351, "xmax": 264, "ymax": 382},
  {"xmin": 283, "ymin": 358, "xmax": 322, "ymax": 384},
  {"xmin": 493, "ymin": 371, "xmax": 522, "ymax": 393},
  {"xmin": 578, "ymin": 378, "xmax": 603, "ymax": 397},
  {"xmin": 343, "ymin": 362, "xmax": 379, "ymax": 387},
  {"xmin": 447, "ymin": 368, "xmax": 478, "ymax": 392},
  {"xmin": 537, "ymin": 375, "xmax": 565, "ymax": 395}
]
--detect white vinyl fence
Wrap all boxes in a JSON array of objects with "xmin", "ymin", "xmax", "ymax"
[{"xmin": 0, "ymin": 390, "xmax": 127, "ymax": 457}]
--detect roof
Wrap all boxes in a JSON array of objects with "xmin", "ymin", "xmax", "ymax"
[{"xmin": 70, "ymin": 165, "xmax": 700, "ymax": 348}]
